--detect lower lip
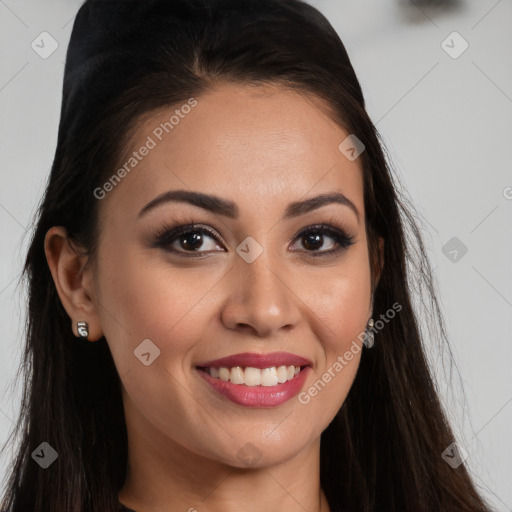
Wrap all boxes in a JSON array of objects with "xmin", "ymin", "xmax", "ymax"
[{"xmin": 197, "ymin": 367, "xmax": 311, "ymax": 407}]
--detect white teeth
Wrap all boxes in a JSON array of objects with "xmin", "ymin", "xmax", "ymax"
[
  {"xmin": 244, "ymin": 367, "xmax": 261, "ymax": 386},
  {"xmin": 218, "ymin": 367, "xmax": 230, "ymax": 381},
  {"xmin": 260, "ymin": 367, "xmax": 278, "ymax": 386},
  {"xmin": 207, "ymin": 365, "xmax": 302, "ymax": 386},
  {"xmin": 230, "ymin": 366, "xmax": 244, "ymax": 385},
  {"xmin": 276, "ymin": 365, "xmax": 288, "ymax": 383}
]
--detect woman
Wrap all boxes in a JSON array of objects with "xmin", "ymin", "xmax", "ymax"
[{"xmin": 0, "ymin": 0, "xmax": 491, "ymax": 511}]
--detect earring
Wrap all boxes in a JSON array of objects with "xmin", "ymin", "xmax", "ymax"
[
  {"xmin": 363, "ymin": 318, "xmax": 375, "ymax": 348},
  {"xmin": 77, "ymin": 321, "xmax": 89, "ymax": 340}
]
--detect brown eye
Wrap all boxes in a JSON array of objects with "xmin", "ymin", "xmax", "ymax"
[
  {"xmin": 290, "ymin": 225, "xmax": 355, "ymax": 256},
  {"xmin": 154, "ymin": 225, "xmax": 225, "ymax": 255},
  {"xmin": 178, "ymin": 231, "xmax": 206, "ymax": 251},
  {"xmin": 301, "ymin": 232, "xmax": 332, "ymax": 251}
]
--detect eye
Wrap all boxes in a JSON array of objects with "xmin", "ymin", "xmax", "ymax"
[
  {"xmin": 289, "ymin": 224, "xmax": 355, "ymax": 256},
  {"xmin": 152, "ymin": 224, "xmax": 225, "ymax": 256}
]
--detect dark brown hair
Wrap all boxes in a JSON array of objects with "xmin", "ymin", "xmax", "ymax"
[{"xmin": 1, "ymin": 0, "xmax": 490, "ymax": 510}]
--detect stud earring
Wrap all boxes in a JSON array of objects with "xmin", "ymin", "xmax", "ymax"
[
  {"xmin": 363, "ymin": 318, "xmax": 375, "ymax": 348},
  {"xmin": 77, "ymin": 321, "xmax": 89, "ymax": 340}
]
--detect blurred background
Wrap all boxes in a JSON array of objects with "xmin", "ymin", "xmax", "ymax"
[{"xmin": 0, "ymin": 0, "xmax": 511, "ymax": 509}]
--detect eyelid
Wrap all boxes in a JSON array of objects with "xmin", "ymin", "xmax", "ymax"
[{"xmin": 289, "ymin": 221, "xmax": 353, "ymax": 244}]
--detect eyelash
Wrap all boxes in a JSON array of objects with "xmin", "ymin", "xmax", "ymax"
[{"xmin": 150, "ymin": 218, "xmax": 355, "ymax": 258}]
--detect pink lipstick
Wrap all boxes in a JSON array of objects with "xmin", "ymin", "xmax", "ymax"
[{"xmin": 196, "ymin": 351, "xmax": 312, "ymax": 407}]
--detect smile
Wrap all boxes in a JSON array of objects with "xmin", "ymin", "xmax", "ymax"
[{"xmin": 196, "ymin": 352, "xmax": 312, "ymax": 407}]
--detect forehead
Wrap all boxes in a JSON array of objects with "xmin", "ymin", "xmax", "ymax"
[{"xmin": 100, "ymin": 82, "xmax": 364, "ymax": 222}]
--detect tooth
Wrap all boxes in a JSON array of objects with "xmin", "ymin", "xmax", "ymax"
[
  {"xmin": 218, "ymin": 367, "xmax": 230, "ymax": 381},
  {"xmin": 286, "ymin": 366, "xmax": 295, "ymax": 379},
  {"xmin": 294, "ymin": 366, "xmax": 300, "ymax": 376},
  {"xmin": 260, "ymin": 367, "xmax": 278, "ymax": 386},
  {"xmin": 230, "ymin": 366, "xmax": 244, "ymax": 384},
  {"xmin": 244, "ymin": 367, "xmax": 261, "ymax": 386},
  {"xmin": 210, "ymin": 367, "xmax": 219, "ymax": 378},
  {"xmin": 276, "ymin": 365, "xmax": 288, "ymax": 383}
]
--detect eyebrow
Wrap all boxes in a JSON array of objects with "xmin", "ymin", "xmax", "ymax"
[{"xmin": 137, "ymin": 189, "xmax": 360, "ymax": 221}]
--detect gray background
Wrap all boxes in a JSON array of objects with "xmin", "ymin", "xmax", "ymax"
[{"xmin": 0, "ymin": 0, "xmax": 511, "ymax": 509}]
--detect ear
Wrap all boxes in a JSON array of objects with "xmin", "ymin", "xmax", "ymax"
[{"xmin": 44, "ymin": 226, "xmax": 103, "ymax": 341}]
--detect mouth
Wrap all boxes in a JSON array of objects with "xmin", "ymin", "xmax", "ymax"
[{"xmin": 195, "ymin": 352, "xmax": 312, "ymax": 407}]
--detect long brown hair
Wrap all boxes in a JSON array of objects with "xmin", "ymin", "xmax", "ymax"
[{"xmin": 1, "ymin": 0, "xmax": 490, "ymax": 510}]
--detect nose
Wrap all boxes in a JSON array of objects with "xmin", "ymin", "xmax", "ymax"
[{"xmin": 220, "ymin": 250, "xmax": 302, "ymax": 338}]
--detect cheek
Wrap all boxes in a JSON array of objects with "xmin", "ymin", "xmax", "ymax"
[
  {"xmin": 300, "ymin": 248, "xmax": 372, "ymax": 352},
  {"xmin": 95, "ymin": 242, "xmax": 228, "ymax": 368},
  {"xmin": 292, "ymin": 248, "xmax": 371, "ymax": 416}
]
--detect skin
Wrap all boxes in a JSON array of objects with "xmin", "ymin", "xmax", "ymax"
[{"xmin": 45, "ymin": 82, "xmax": 383, "ymax": 512}]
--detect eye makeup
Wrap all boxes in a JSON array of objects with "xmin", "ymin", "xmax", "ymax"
[{"xmin": 147, "ymin": 215, "xmax": 356, "ymax": 259}]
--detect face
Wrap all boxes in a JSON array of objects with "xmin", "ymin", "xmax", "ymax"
[{"xmin": 90, "ymin": 82, "xmax": 373, "ymax": 468}]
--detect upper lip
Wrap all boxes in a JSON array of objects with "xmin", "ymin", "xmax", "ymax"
[{"xmin": 197, "ymin": 351, "xmax": 312, "ymax": 369}]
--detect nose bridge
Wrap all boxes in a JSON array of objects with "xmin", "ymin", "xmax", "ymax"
[
  {"xmin": 221, "ymin": 243, "xmax": 300, "ymax": 336},
  {"xmin": 243, "ymin": 250, "xmax": 283, "ymax": 303}
]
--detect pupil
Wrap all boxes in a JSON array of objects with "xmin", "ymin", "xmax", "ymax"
[
  {"xmin": 182, "ymin": 232, "xmax": 203, "ymax": 250},
  {"xmin": 304, "ymin": 233, "xmax": 322, "ymax": 250}
]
